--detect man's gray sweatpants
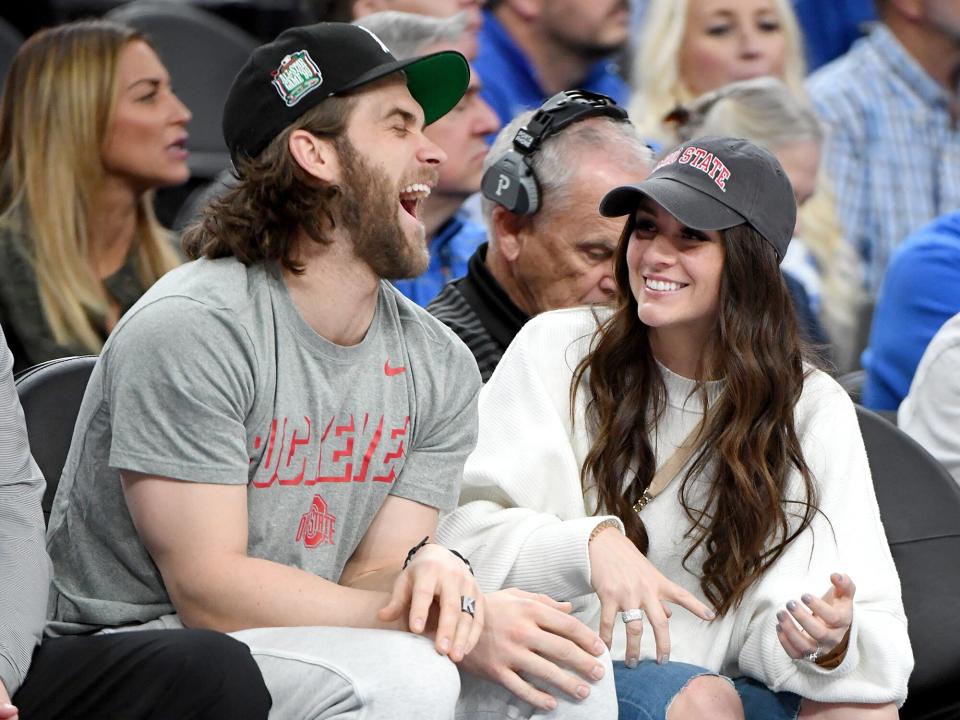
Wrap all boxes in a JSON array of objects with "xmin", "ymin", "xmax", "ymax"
[{"xmin": 105, "ymin": 617, "xmax": 618, "ymax": 719}]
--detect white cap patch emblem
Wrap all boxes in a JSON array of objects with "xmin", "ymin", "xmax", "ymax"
[{"xmin": 271, "ymin": 50, "xmax": 323, "ymax": 107}]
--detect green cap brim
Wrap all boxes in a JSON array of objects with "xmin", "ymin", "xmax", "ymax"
[
  {"xmin": 339, "ymin": 50, "xmax": 469, "ymax": 127},
  {"xmin": 402, "ymin": 51, "xmax": 470, "ymax": 126}
]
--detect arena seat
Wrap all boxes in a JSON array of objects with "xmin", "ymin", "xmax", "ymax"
[
  {"xmin": 15, "ymin": 355, "xmax": 97, "ymax": 526},
  {"xmin": 837, "ymin": 369, "xmax": 866, "ymax": 404},
  {"xmin": 0, "ymin": 17, "xmax": 23, "ymax": 96},
  {"xmin": 857, "ymin": 405, "xmax": 960, "ymax": 719}
]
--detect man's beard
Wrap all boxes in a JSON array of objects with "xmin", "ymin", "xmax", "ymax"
[{"xmin": 334, "ymin": 137, "xmax": 430, "ymax": 280}]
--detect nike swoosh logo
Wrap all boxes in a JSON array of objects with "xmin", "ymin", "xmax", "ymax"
[{"xmin": 384, "ymin": 360, "xmax": 406, "ymax": 377}]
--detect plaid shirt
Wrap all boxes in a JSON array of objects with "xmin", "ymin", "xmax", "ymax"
[{"xmin": 807, "ymin": 24, "xmax": 960, "ymax": 294}]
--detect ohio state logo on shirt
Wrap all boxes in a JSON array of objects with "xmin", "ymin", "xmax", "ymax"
[{"xmin": 296, "ymin": 494, "xmax": 336, "ymax": 547}]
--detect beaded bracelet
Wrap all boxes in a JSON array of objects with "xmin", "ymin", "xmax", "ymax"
[
  {"xmin": 402, "ymin": 536, "xmax": 474, "ymax": 575},
  {"xmin": 589, "ymin": 519, "xmax": 620, "ymax": 543}
]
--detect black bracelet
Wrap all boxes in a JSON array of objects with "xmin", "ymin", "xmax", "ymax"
[
  {"xmin": 402, "ymin": 537, "xmax": 475, "ymax": 575},
  {"xmin": 403, "ymin": 536, "xmax": 430, "ymax": 570},
  {"xmin": 448, "ymin": 548, "xmax": 474, "ymax": 576}
]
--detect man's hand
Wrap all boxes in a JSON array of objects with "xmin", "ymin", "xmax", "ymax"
[
  {"xmin": 589, "ymin": 526, "xmax": 715, "ymax": 667},
  {"xmin": 0, "ymin": 680, "xmax": 18, "ymax": 720},
  {"xmin": 459, "ymin": 588, "xmax": 608, "ymax": 712},
  {"xmin": 379, "ymin": 542, "xmax": 484, "ymax": 662}
]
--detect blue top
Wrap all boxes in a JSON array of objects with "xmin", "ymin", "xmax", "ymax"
[
  {"xmin": 474, "ymin": 9, "xmax": 629, "ymax": 135},
  {"xmin": 862, "ymin": 211, "xmax": 960, "ymax": 410},
  {"xmin": 393, "ymin": 213, "xmax": 488, "ymax": 307},
  {"xmin": 807, "ymin": 25, "xmax": 960, "ymax": 294},
  {"xmin": 792, "ymin": 0, "xmax": 875, "ymax": 71}
]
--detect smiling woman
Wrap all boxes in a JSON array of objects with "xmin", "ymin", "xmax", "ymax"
[
  {"xmin": 440, "ymin": 136, "xmax": 911, "ymax": 720},
  {"xmin": 629, "ymin": 0, "xmax": 806, "ymax": 145},
  {"xmin": 0, "ymin": 20, "xmax": 187, "ymax": 372}
]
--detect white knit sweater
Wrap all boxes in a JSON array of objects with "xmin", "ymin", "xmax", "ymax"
[{"xmin": 439, "ymin": 307, "xmax": 913, "ymax": 705}]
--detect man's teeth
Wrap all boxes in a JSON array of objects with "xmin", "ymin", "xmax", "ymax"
[
  {"xmin": 646, "ymin": 278, "xmax": 685, "ymax": 292},
  {"xmin": 399, "ymin": 183, "xmax": 431, "ymax": 199}
]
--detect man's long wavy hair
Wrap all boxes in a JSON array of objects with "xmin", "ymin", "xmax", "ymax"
[
  {"xmin": 182, "ymin": 96, "xmax": 355, "ymax": 273},
  {"xmin": 572, "ymin": 218, "xmax": 818, "ymax": 616}
]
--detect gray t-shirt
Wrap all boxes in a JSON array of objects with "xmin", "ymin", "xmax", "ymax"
[{"xmin": 46, "ymin": 257, "xmax": 481, "ymax": 632}]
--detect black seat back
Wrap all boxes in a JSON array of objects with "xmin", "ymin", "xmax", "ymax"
[
  {"xmin": 837, "ymin": 369, "xmax": 866, "ymax": 405},
  {"xmin": 857, "ymin": 405, "xmax": 960, "ymax": 719},
  {"xmin": 14, "ymin": 356, "xmax": 97, "ymax": 525},
  {"xmin": 0, "ymin": 17, "xmax": 22, "ymax": 97}
]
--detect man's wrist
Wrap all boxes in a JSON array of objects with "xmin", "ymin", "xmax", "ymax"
[
  {"xmin": 403, "ymin": 536, "xmax": 431, "ymax": 570},
  {"xmin": 402, "ymin": 536, "xmax": 474, "ymax": 574}
]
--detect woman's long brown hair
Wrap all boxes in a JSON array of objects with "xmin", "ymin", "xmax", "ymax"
[{"xmin": 572, "ymin": 219, "xmax": 819, "ymax": 615}]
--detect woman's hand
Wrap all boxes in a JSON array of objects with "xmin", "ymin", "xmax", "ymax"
[
  {"xmin": 776, "ymin": 572, "xmax": 854, "ymax": 665},
  {"xmin": 588, "ymin": 526, "xmax": 715, "ymax": 667},
  {"xmin": 379, "ymin": 542, "xmax": 485, "ymax": 662}
]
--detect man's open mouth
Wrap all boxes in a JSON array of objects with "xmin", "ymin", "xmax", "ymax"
[{"xmin": 399, "ymin": 183, "xmax": 432, "ymax": 219}]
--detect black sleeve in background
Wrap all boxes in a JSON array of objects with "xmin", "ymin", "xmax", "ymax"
[{"xmin": 13, "ymin": 630, "xmax": 271, "ymax": 720}]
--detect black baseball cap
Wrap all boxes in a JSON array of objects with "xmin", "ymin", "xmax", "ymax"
[
  {"xmin": 223, "ymin": 22, "xmax": 470, "ymax": 167},
  {"xmin": 599, "ymin": 136, "xmax": 796, "ymax": 260}
]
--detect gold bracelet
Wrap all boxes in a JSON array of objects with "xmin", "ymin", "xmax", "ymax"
[
  {"xmin": 589, "ymin": 519, "xmax": 620, "ymax": 543},
  {"xmin": 815, "ymin": 629, "xmax": 851, "ymax": 669}
]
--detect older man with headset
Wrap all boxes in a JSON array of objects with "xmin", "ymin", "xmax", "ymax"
[{"xmin": 428, "ymin": 89, "xmax": 653, "ymax": 380}]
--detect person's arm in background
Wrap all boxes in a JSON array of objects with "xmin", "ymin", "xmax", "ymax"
[
  {"xmin": 863, "ymin": 230, "xmax": 960, "ymax": 410},
  {"xmin": 0, "ymin": 324, "xmax": 51, "ymax": 719}
]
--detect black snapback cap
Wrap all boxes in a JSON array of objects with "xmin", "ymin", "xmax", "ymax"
[
  {"xmin": 600, "ymin": 136, "xmax": 796, "ymax": 260},
  {"xmin": 223, "ymin": 22, "xmax": 470, "ymax": 167}
]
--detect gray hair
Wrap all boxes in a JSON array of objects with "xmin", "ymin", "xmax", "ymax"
[
  {"xmin": 353, "ymin": 10, "xmax": 469, "ymax": 59},
  {"xmin": 481, "ymin": 111, "xmax": 654, "ymax": 229},
  {"xmin": 673, "ymin": 77, "xmax": 823, "ymax": 149}
]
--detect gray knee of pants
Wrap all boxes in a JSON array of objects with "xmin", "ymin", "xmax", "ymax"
[{"xmin": 233, "ymin": 626, "xmax": 461, "ymax": 720}]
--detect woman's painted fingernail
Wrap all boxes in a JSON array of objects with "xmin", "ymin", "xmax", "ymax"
[
  {"xmin": 776, "ymin": 610, "xmax": 786, "ymax": 622},
  {"xmin": 658, "ymin": 653, "xmax": 669, "ymax": 665},
  {"xmin": 705, "ymin": 609, "xmax": 716, "ymax": 620},
  {"xmin": 625, "ymin": 658, "xmax": 637, "ymax": 669},
  {"xmin": 787, "ymin": 600, "xmax": 798, "ymax": 611},
  {"xmin": 801, "ymin": 594, "xmax": 814, "ymax": 604}
]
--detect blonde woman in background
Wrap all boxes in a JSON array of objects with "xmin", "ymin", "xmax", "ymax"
[
  {"xmin": 0, "ymin": 20, "xmax": 189, "ymax": 372},
  {"xmin": 669, "ymin": 77, "xmax": 864, "ymax": 370},
  {"xmin": 630, "ymin": 0, "xmax": 806, "ymax": 148}
]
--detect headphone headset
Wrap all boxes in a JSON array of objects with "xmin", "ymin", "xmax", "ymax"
[{"xmin": 480, "ymin": 89, "xmax": 629, "ymax": 216}]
